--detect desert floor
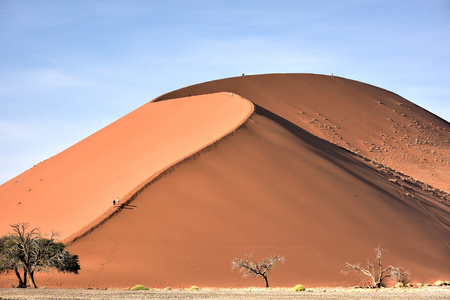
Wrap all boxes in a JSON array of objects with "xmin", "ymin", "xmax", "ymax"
[{"xmin": 1, "ymin": 287, "xmax": 449, "ymax": 300}]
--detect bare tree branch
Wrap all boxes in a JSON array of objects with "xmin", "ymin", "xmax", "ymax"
[
  {"xmin": 232, "ymin": 252, "xmax": 284, "ymax": 287},
  {"xmin": 391, "ymin": 267, "xmax": 411, "ymax": 285},
  {"xmin": 341, "ymin": 245, "xmax": 405, "ymax": 288}
]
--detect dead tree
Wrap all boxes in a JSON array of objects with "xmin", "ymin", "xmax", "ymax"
[
  {"xmin": 232, "ymin": 252, "xmax": 284, "ymax": 288},
  {"xmin": 341, "ymin": 245, "xmax": 396, "ymax": 288}
]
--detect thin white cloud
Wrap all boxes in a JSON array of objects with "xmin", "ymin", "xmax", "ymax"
[
  {"xmin": 0, "ymin": 69, "xmax": 88, "ymax": 95},
  {"xmin": 0, "ymin": 121, "xmax": 37, "ymax": 141},
  {"xmin": 0, "ymin": 118, "xmax": 111, "ymax": 184},
  {"xmin": 30, "ymin": 69, "xmax": 86, "ymax": 89}
]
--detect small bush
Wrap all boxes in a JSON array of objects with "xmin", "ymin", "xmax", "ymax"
[
  {"xmin": 130, "ymin": 284, "xmax": 149, "ymax": 291},
  {"xmin": 416, "ymin": 283, "xmax": 422, "ymax": 288},
  {"xmin": 293, "ymin": 284, "xmax": 306, "ymax": 292},
  {"xmin": 189, "ymin": 286, "xmax": 200, "ymax": 290},
  {"xmin": 395, "ymin": 282, "xmax": 404, "ymax": 288},
  {"xmin": 434, "ymin": 280, "xmax": 450, "ymax": 286},
  {"xmin": 165, "ymin": 286, "xmax": 172, "ymax": 290}
]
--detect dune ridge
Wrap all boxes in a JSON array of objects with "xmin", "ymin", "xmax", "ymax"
[
  {"xmin": 0, "ymin": 92, "xmax": 253, "ymax": 241},
  {"xmin": 63, "ymin": 94, "xmax": 254, "ymax": 244}
]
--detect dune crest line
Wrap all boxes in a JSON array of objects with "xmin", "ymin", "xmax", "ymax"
[{"xmin": 63, "ymin": 93, "xmax": 254, "ymax": 244}]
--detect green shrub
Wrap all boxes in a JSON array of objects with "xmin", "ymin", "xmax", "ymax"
[
  {"xmin": 130, "ymin": 284, "xmax": 149, "ymax": 291},
  {"xmin": 165, "ymin": 286, "xmax": 172, "ymax": 290},
  {"xmin": 395, "ymin": 282, "xmax": 404, "ymax": 288},
  {"xmin": 189, "ymin": 286, "xmax": 200, "ymax": 290},
  {"xmin": 293, "ymin": 284, "xmax": 306, "ymax": 292}
]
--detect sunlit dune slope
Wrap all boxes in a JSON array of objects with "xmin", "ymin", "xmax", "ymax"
[
  {"xmin": 156, "ymin": 74, "xmax": 450, "ymax": 192},
  {"xmin": 0, "ymin": 92, "xmax": 254, "ymax": 239}
]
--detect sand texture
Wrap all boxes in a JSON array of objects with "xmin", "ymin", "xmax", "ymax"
[
  {"xmin": 1, "ymin": 287, "xmax": 450, "ymax": 300},
  {"xmin": 0, "ymin": 74, "xmax": 448, "ymax": 289}
]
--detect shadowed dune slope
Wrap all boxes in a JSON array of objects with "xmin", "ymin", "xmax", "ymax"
[
  {"xmin": 0, "ymin": 93, "xmax": 253, "ymax": 239},
  {"xmin": 156, "ymin": 74, "xmax": 450, "ymax": 192}
]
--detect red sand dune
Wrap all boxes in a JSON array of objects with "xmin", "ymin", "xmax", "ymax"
[
  {"xmin": 0, "ymin": 74, "xmax": 449, "ymax": 289},
  {"xmin": 0, "ymin": 92, "xmax": 253, "ymax": 239}
]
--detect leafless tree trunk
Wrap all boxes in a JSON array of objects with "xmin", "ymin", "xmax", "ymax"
[
  {"xmin": 28, "ymin": 270, "xmax": 37, "ymax": 288},
  {"xmin": 232, "ymin": 252, "xmax": 284, "ymax": 288},
  {"xmin": 13, "ymin": 266, "xmax": 27, "ymax": 288},
  {"xmin": 11, "ymin": 223, "xmax": 40, "ymax": 288}
]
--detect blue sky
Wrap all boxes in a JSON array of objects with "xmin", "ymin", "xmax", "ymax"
[{"xmin": 0, "ymin": 0, "xmax": 449, "ymax": 184}]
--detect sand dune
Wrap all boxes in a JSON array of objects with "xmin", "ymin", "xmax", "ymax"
[
  {"xmin": 0, "ymin": 74, "xmax": 448, "ymax": 289},
  {"xmin": 0, "ymin": 92, "xmax": 253, "ymax": 239}
]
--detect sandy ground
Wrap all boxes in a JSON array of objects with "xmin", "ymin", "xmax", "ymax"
[{"xmin": 1, "ymin": 287, "xmax": 450, "ymax": 300}]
